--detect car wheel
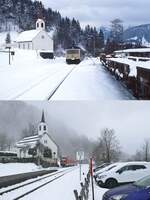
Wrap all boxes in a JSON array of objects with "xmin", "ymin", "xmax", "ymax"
[
  {"xmin": 97, "ymin": 180, "xmax": 104, "ymax": 187},
  {"xmin": 105, "ymin": 179, "xmax": 118, "ymax": 189}
]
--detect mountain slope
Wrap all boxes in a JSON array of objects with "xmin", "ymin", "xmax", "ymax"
[{"xmin": 124, "ymin": 24, "xmax": 150, "ymax": 46}]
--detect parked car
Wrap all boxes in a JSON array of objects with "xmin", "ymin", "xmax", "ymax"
[
  {"xmin": 96, "ymin": 162, "xmax": 150, "ymax": 188},
  {"xmin": 94, "ymin": 162, "xmax": 121, "ymax": 180},
  {"xmin": 102, "ymin": 175, "xmax": 150, "ymax": 200},
  {"xmin": 93, "ymin": 163, "xmax": 110, "ymax": 173}
]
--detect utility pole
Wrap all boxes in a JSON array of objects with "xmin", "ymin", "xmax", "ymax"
[{"xmin": 90, "ymin": 158, "xmax": 95, "ymax": 200}]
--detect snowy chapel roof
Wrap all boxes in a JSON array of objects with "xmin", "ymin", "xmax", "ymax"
[
  {"xmin": 16, "ymin": 135, "xmax": 40, "ymax": 148},
  {"xmin": 16, "ymin": 30, "xmax": 41, "ymax": 42}
]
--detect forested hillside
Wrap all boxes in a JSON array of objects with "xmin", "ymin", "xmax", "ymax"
[{"xmin": 0, "ymin": 0, "xmax": 104, "ymax": 54}]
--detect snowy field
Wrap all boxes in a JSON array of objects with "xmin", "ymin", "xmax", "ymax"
[
  {"xmin": 0, "ymin": 49, "xmax": 134, "ymax": 100},
  {"xmin": 0, "ymin": 163, "xmax": 47, "ymax": 177}
]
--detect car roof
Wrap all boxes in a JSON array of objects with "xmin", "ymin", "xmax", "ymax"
[{"xmin": 105, "ymin": 162, "xmax": 150, "ymax": 172}]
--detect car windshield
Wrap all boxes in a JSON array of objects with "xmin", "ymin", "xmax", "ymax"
[
  {"xmin": 134, "ymin": 176, "xmax": 150, "ymax": 188},
  {"xmin": 106, "ymin": 165, "xmax": 117, "ymax": 171},
  {"xmin": 94, "ymin": 164, "xmax": 109, "ymax": 172}
]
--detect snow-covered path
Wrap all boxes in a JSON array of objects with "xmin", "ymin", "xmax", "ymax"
[{"xmin": 51, "ymin": 58, "xmax": 135, "ymax": 100}]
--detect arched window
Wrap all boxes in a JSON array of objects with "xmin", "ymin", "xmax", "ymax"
[
  {"xmin": 37, "ymin": 23, "xmax": 39, "ymax": 28},
  {"xmin": 41, "ymin": 23, "xmax": 43, "ymax": 28},
  {"xmin": 44, "ymin": 125, "xmax": 46, "ymax": 131}
]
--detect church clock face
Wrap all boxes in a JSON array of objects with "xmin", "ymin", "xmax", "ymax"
[{"xmin": 41, "ymin": 35, "xmax": 45, "ymax": 39}]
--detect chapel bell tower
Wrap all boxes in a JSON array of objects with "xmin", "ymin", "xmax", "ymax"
[
  {"xmin": 36, "ymin": 19, "xmax": 45, "ymax": 30},
  {"xmin": 38, "ymin": 111, "xmax": 48, "ymax": 136}
]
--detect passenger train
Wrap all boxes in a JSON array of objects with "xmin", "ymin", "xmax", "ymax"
[{"xmin": 66, "ymin": 47, "xmax": 85, "ymax": 64}]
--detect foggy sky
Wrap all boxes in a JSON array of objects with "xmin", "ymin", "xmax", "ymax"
[
  {"xmin": 0, "ymin": 101, "xmax": 150, "ymax": 155},
  {"xmin": 41, "ymin": 0, "xmax": 150, "ymax": 27},
  {"xmin": 29, "ymin": 101, "xmax": 150, "ymax": 155}
]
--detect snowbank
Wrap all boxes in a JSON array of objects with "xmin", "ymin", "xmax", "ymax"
[{"xmin": 0, "ymin": 163, "xmax": 41, "ymax": 177}]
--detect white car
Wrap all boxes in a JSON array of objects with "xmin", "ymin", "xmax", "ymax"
[
  {"xmin": 96, "ymin": 162, "xmax": 150, "ymax": 188},
  {"xmin": 94, "ymin": 162, "xmax": 122, "ymax": 179},
  {"xmin": 93, "ymin": 163, "xmax": 110, "ymax": 175}
]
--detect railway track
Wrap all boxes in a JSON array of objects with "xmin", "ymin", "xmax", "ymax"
[
  {"xmin": 0, "ymin": 167, "xmax": 77, "ymax": 200},
  {"xmin": 9, "ymin": 66, "xmax": 71, "ymax": 100},
  {"xmin": 10, "ymin": 65, "xmax": 76, "ymax": 100},
  {"xmin": 47, "ymin": 66, "xmax": 75, "ymax": 100}
]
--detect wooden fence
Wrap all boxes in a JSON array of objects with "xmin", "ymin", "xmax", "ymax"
[{"xmin": 74, "ymin": 172, "xmax": 90, "ymax": 200}]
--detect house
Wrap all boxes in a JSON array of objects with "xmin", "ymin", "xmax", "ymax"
[
  {"xmin": 16, "ymin": 19, "xmax": 54, "ymax": 57},
  {"xmin": 16, "ymin": 111, "xmax": 58, "ymax": 163}
]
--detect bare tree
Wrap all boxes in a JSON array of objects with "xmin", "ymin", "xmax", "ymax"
[
  {"xmin": 110, "ymin": 18, "xmax": 124, "ymax": 43},
  {"xmin": 0, "ymin": 132, "xmax": 12, "ymax": 151},
  {"xmin": 93, "ymin": 128, "xmax": 121, "ymax": 164},
  {"xmin": 142, "ymin": 139, "xmax": 150, "ymax": 161},
  {"xmin": 131, "ymin": 139, "xmax": 150, "ymax": 161}
]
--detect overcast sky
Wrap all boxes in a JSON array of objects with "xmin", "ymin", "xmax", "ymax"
[
  {"xmin": 29, "ymin": 101, "xmax": 150, "ymax": 155},
  {"xmin": 40, "ymin": 0, "xmax": 150, "ymax": 28}
]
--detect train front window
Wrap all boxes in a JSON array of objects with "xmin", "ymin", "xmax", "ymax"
[{"xmin": 67, "ymin": 50, "xmax": 79, "ymax": 54}]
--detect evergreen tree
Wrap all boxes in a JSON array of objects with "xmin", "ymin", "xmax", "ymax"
[
  {"xmin": 99, "ymin": 29, "xmax": 105, "ymax": 49},
  {"xmin": 5, "ymin": 32, "xmax": 11, "ymax": 44}
]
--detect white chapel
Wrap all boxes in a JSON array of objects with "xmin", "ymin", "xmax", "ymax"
[
  {"xmin": 16, "ymin": 111, "xmax": 58, "ymax": 162},
  {"xmin": 16, "ymin": 19, "xmax": 53, "ymax": 53}
]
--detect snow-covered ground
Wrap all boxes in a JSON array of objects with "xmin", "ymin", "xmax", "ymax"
[
  {"xmin": 0, "ymin": 163, "xmax": 108, "ymax": 200},
  {"xmin": 51, "ymin": 58, "xmax": 134, "ymax": 100},
  {"xmin": 0, "ymin": 49, "xmax": 134, "ymax": 100},
  {"xmin": 89, "ymin": 183, "xmax": 108, "ymax": 200},
  {"xmin": 0, "ymin": 163, "xmax": 43, "ymax": 177},
  {"xmin": 0, "ymin": 49, "xmax": 74, "ymax": 100}
]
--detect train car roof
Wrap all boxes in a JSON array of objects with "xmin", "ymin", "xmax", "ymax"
[{"xmin": 114, "ymin": 48, "xmax": 150, "ymax": 53}]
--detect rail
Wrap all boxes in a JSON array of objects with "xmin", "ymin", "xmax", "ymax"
[{"xmin": 0, "ymin": 167, "xmax": 76, "ymax": 200}]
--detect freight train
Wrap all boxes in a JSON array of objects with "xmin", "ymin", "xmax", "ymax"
[{"xmin": 100, "ymin": 48, "xmax": 150, "ymax": 100}]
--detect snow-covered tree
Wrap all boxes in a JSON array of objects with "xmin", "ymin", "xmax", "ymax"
[{"xmin": 5, "ymin": 32, "xmax": 11, "ymax": 44}]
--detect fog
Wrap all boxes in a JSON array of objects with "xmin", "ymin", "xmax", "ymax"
[{"xmin": 0, "ymin": 101, "xmax": 150, "ymax": 155}]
